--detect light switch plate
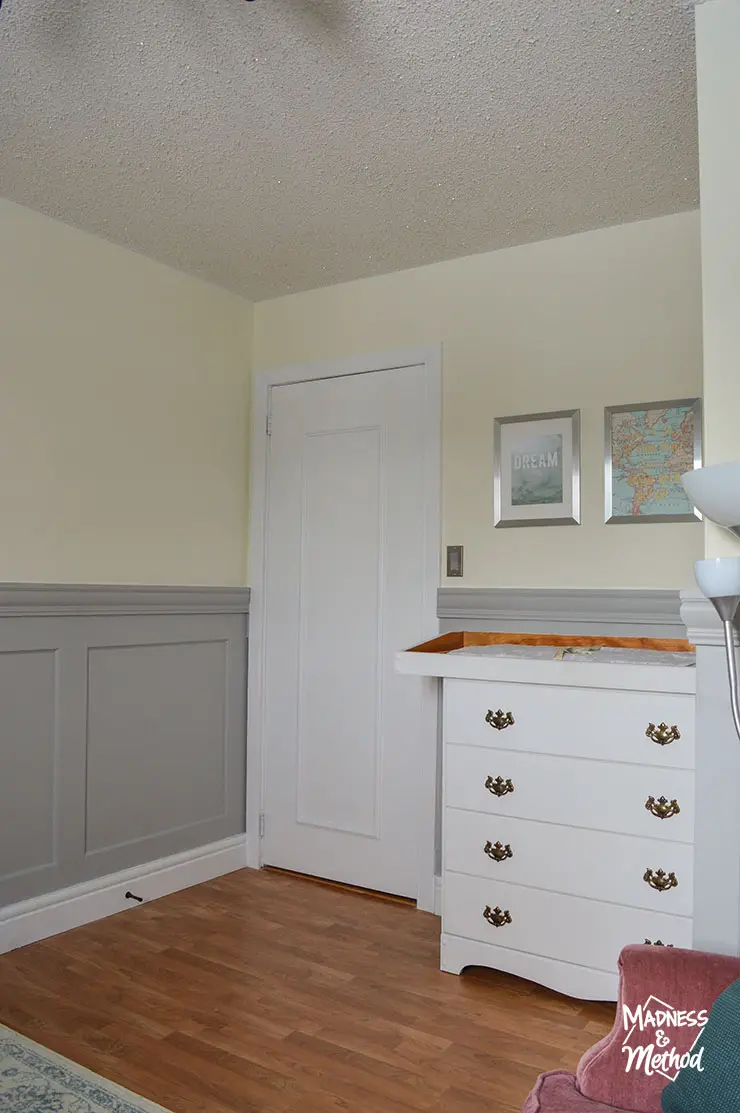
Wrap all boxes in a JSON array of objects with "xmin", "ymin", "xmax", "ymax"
[{"xmin": 446, "ymin": 545, "xmax": 464, "ymax": 577}]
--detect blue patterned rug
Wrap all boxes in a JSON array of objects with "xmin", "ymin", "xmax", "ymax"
[{"xmin": 0, "ymin": 1024, "xmax": 171, "ymax": 1113}]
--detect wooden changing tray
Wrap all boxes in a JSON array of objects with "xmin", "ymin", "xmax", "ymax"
[
  {"xmin": 395, "ymin": 630, "xmax": 695, "ymax": 691},
  {"xmin": 406, "ymin": 630, "xmax": 693, "ymax": 654}
]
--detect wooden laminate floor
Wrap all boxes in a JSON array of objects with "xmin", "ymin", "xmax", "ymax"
[{"xmin": 0, "ymin": 869, "xmax": 615, "ymax": 1113}]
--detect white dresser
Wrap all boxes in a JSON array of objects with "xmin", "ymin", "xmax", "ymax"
[{"xmin": 397, "ymin": 636, "xmax": 696, "ymax": 1001}]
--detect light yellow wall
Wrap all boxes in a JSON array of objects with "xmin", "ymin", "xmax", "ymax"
[
  {"xmin": 0, "ymin": 198, "xmax": 252, "ymax": 585},
  {"xmin": 696, "ymin": 0, "xmax": 740, "ymax": 559},
  {"xmin": 254, "ymin": 211, "xmax": 703, "ymax": 589}
]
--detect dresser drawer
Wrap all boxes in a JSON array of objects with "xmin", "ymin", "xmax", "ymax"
[
  {"xmin": 444, "ymin": 808, "xmax": 693, "ymax": 915},
  {"xmin": 443, "ymin": 871, "xmax": 693, "ymax": 973},
  {"xmin": 445, "ymin": 745, "xmax": 695, "ymax": 843},
  {"xmin": 444, "ymin": 678, "xmax": 694, "ymax": 770}
]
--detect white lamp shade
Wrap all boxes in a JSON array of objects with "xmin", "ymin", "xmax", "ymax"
[
  {"xmin": 695, "ymin": 557, "xmax": 740, "ymax": 600},
  {"xmin": 682, "ymin": 462, "xmax": 740, "ymax": 530}
]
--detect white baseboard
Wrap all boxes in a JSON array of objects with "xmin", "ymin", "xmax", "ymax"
[
  {"xmin": 0, "ymin": 834, "xmax": 248, "ymax": 955},
  {"xmin": 434, "ymin": 874, "xmax": 442, "ymax": 916}
]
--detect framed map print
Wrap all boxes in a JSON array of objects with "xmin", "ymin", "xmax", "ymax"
[
  {"xmin": 604, "ymin": 398, "xmax": 702, "ymax": 524},
  {"xmin": 494, "ymin": 409, "xmax": 581, "ymax": 528}
]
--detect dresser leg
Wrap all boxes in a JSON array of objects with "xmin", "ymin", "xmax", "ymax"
[{"xmin": 440, "ymin": 933, "xmax": 466, "ymax": 975}]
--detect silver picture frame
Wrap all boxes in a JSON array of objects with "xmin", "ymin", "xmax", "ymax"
[
  {"xmin": 493, "ymin": 409, "xmax": 581, "ymax": 528},
  {"xmin": 604, "ymin": 397, "xmax": 702, "ymax": 525}
]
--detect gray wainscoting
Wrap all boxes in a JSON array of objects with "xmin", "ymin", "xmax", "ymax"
[
  {"xmin": 0, "ymin": 585, "xmax": 249, "ymax": 909},
  {"xmin": 437, "ymin": 587, "xmax": 685, "ymax": 638}
]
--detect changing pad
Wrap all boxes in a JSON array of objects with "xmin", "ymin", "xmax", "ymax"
[{"xmin": 447, "ymin": 644, "xmax": 696, "ymax": 667}]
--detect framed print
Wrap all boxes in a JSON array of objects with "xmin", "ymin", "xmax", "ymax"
[
  {"xmin": 605, "ymin": 398, "xmax": 702, "ymax": 524},
  {"xmin": 493, "ymin": 409, "xmax": 581, "ymax": 528}
]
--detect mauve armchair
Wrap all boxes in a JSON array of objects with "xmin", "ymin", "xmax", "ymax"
[{"xmin": 522, "ymin": 944, "xmax": 740, "ymax": 1113}]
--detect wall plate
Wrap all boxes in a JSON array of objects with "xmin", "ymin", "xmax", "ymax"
[{"xmin": 446, "ymin": 545, "xmax": 464, "ymax": 578}]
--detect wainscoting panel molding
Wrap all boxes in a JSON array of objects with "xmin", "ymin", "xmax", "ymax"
[
  {"xmin": 0, "ymin": 585, "xmax": 249, "ymax": 917},
  {"xmin": 0, "ymin": 645, "xmax": 58, "ymax": 885},
  {"xmin": 438, "ymin": 587, "xmax": 685, "ymax": 638}
]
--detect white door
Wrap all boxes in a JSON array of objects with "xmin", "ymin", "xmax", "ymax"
[{"xmin": 261, "ymin": 364, "xmax": 436, "ymax": 898}]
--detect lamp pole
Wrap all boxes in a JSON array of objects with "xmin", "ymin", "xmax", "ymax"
[
  {"xmin": 720, "ymin": 609, "xmax": 740, "ymax": 742},
  {"xmin": 682, "ymin": 461, "xmax": 740, "ymax": 743}
]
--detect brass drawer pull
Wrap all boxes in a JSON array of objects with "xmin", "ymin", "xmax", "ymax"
[
  {"xmin": 644, "ymin": 939, "xmax": 674, "ymax": 947},
  {"xmin": 646, "ymin": 722, "xmax": 680, "ymax": 746},
  {"xmin": 486, "ymin": 709, "xmax": 515, "ymax": 731},
  {"xmin": 645, "ymin": 795, "xmax": 680, "ymax": 820},
  {"xmin": 484, "ymin": 840, "xmax": 513, "ymax": 862},
  {"xmin": 485, "ymin": 775, "xmax": 514, "ymax": 797},
  {"xmin": 483, "ymin": 905, "xmax": 512, "ymax": 928},
  {"xmin": 644, "ymin": 868, "xmax": 678, "ymax": 892}
]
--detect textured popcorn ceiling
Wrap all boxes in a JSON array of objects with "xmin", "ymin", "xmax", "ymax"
[{"xmin": 0, "ymin": 0, "xmax": 699, "ymax": 300}]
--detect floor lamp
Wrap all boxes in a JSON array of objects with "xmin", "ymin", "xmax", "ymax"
[{"xmin": 682, "ymin": 462, "xmax": 740, "ymax": 742}]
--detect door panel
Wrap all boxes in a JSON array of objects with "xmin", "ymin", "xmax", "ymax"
[{"xmin": 297, "ymin": 424, "xmax": 382, "ymax": 837}]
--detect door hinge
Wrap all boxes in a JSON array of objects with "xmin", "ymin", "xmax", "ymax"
[
  {"xmin": 266, "ymin": 410, "xmax": 272, "ymax": 437},
  {"xmin": 259, "ymin": 813, "xmax": 265, "ymax": 838}
]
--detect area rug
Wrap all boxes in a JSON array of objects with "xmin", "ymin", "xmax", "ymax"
[{"xmin": 0, "ymin": 1023, "xmax": 171, "ymax": 1113}]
